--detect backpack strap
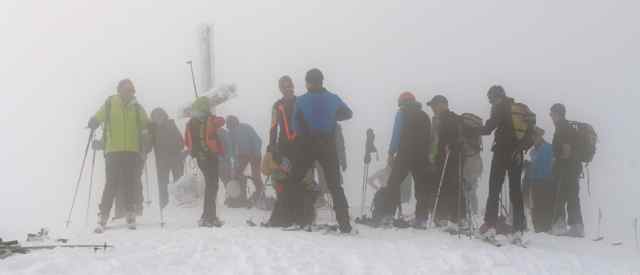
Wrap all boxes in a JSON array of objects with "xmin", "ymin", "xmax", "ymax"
[{"xmin": 102, "ymin": 96, "xmax": 113, "ymax": 148}]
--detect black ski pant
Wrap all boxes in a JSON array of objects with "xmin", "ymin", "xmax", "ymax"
[
  {"xmin": 484, "ymin": 149, "xmax": 526, "ymax": 232},
  {"xmin": 99, "ymin": 152, "xmax": 143, "ymax": 218},
  {"xmin": 528, "ymin": 180, "xmax": 555, "ymax": 233},
  {"xmin": 287, "ymin": 135, "xmax": 350, "ymax": 226},
  {"xmin": 267, "ymin": 144, "xmax": 295, "ymax": 227},
  {"xmin": 435, "ymin": 152, "xmax": 466, "ymax": 224},
  {"xmin": 156, "ymin": 158, "xmax": 184, "ymax": 209},
  {"xmin": 197, "ymin": 157, "xmax": 220, "ymax": 222},
  {"xmin": 382, "ymin": 156, "xmax": 432, "ymax": 221},
  {"xmin": 553, "ymin": 161, "xmax": 583, "ymax": 226}
]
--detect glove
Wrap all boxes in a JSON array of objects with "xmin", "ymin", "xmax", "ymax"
[
  {"xmin": 92, "ymin": 139, "xmax": 104, "ymax": 151},
  {"xmin": 87, "ymin": 117, "xmax": 100, "ymax": 130},
  {"xmin": 340, "ymin": 160, "xmax": 348, "ymax": 172},
  {"xmin": 387, "ymin": 154, "xmax": 395, "ymax": 168}
]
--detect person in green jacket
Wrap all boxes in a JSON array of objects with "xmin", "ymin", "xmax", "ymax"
[{"xmin": 88, "ymin": 79, "xmax": 150, "ymax": 233}]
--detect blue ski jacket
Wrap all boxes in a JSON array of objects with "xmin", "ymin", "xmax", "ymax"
[{"xmin": 293, "ymin": 88, "xmax": 352, "ymax": 137}]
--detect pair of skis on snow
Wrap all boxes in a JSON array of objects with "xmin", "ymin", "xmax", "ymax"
[
  {"xmin": 0, "ymin": 239, "xmax": 112, "ymax": 260},
  {"xmin": 245, "ymin": 219, "xmax": 354, "ymax": 235}
]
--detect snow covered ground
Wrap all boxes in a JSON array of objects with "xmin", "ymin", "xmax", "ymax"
[{"xmin": 1, "ymin": 204, "xmax": 639, "ymax": 275}]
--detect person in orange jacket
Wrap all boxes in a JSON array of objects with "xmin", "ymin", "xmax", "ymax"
[{"xmin": 184, "ymin": 97, "xmax": 226, "ymax": 227}]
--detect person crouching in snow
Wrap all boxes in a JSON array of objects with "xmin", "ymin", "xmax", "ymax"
[
  {"xmin": 226, "ymin": 115, "xmax": 265, "ymax": 204},
  {"xmin": 184, "ymin": 97, "xmax": 226, "ymax": 227}
]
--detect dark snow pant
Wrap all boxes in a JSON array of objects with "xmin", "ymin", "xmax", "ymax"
[
  {"xmin": 382, "ymin": 156, "xmax": 432, "ymax": 221},
  {"xmin": 99, "ymin": 152, "xmax": 142, "ymax": 218},
  {"xmin": 236, "ymin": 154, "xmax": 264, "ymax": 194},
  {"xmin": 528, "ymin": 180, "xmax": 555, "ymax": 233},
  {"xmin": 197, "ymin": 157, "xmax": 220, "ymax": 222},
  {"xmin": 435, "ymin": 152, "xmax": 466, "ymax": 224},
  {"xmin": 553, "ymin": 161, "xmax": 583, "ymax": 226},
  {"xmin": 268, "ymin": 179, "xmax": 289, "ymax": 226},
  {"xmin": 287, "ymin": 135, "xmax": 349, "ymax": 226},
  {"xmin": 267, "ymin": 145, "xmax": 295, "ymax": 227},
  {"xmin": 484, "ymin": 149, "xmax": 526, "ymax": 232},
  {"xmin": 156, "ymin": 158, "xmax": 184, "ymax": 209}
]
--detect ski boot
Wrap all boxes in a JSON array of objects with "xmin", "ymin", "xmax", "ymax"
[
  {"xmin": 479, "ymin": 223, "xmax": 501, "ymax": 246},
  {"xmin": 412, "ymin": 217, "xmax": 428, "ymax": 230},
  {"xmin": 510, "ymin": 231, "xmax": 525, "ymax": 246},
  {"xmin": 442, "ymin": 221, "xmax": 460, "ymax": 235},
  {"xmin": 199, "ymin": 217, "xmax": 225, "ymax": 228},
  {"xmin": 549, "ymin": 220, "xmax": 568, "ymax": 236},
  {"xmin": 562, "ymin": 224, "xmax": 585, "ymax": 238},
  {"xmin": 126, "ymin": 213, "xmax": 137, "ymax": 230},
  {"xmin": 336, "ymin": 210, "xmax": 353, "ymax": 234},
  {"xmin": 94, "ymin": 213, "xmax": 109, "ymax": 234}
]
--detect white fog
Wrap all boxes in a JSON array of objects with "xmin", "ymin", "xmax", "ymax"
[{"xmin": 1, "ymin": 0, "xmax": 639, "ymax": 274}]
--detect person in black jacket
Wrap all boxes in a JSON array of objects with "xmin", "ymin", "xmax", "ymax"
[
  {"xmin": 428, "ymin": 95, "xmax": 465, "ymax": 231},
  {"xmin": 150, "ymin": 108, "xmax": 185, "ymax": 209},
  {"xmin": 381, "ymin": 92, "xmax": 433, "ymax": 228},
  {"xmin": 550, "ymin": 103, "xmax": 584, "ymax": 238},
  {"xmin": 264, "ymin": 75, "xmax": 298, "ymax": 227},
  {"xmin": 479, "ymin": 85, "xmax": 526, "ymax": 241}
]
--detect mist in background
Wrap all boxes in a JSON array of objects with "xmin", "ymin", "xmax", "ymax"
[{"xmin": 1, "ymin": 0, "xmax": 638, "ymax": 240}]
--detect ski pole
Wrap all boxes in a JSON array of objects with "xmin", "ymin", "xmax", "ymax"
[
  {"xmin": 186, "ymin": 60, "xmax": 198, "ymax": 98},
  {"xmin": 144, "ymin": 161, "xmax": 151, "ymax": 205},
  {"xmin": 634, "ymin": 217, "xmax": 638, "ymax": 250},
  {"xmin": 360, "ymin": 163, "xmax": 369, "ymax": 217},
  {"xmin": 457, "ymin": 151, "xmax": 463, "ymax": 239},
  {"xmin": 65, "ymin": 129, "xmax": 96, "ymax": 228},
  {"xmin": 84, "ymin": 148, "xmax": 98, "ymax": 227},
  {"xmin": 361, "ymin": 129, "xmax": 376, "ymax": 217},
  {"xmin": 430, "ymin": 150, "xmax": 450, "ymax": 228}
]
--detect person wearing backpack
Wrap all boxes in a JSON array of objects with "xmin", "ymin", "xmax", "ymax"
[
  {"xmin": 149, "ymin": 108, "xmax": 185, "ymax": 209},
  {"xmin": 460, "ymin": 113, "xmax": 484, "ymax": 219},
  {"xmin": 428, "ymin": 95, "xmax": 465, "ymax": 232},
  {"xmin": 184, "ymin": 97, "xmax": 226, "ymax": 227},
  {"xmin": 479, "ymin": 85, "xmax": 531, "ymax": 243},
  {"xmin": 87, "ymin": 79, "xmax": 151, "ymax": 232},
  {"xmin": 376, "ymin": 92, "xmax": 433, "ymax": 229},
  {"xmin": 524, "ymin": 127, "xmax": 556, "ymax": 233},
  {"xmin": 550, "ymin": 103, "xmax": 584, "ymax": 238}
]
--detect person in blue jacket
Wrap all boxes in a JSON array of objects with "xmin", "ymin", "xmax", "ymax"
[
  {"xmin": 226, "ymin": 115, "xmax": 265, "ymax": 200},
  {"xmin": 524, "ymin": 127, "xmax": 556, "ymax": 233},
  {"xmin": 287, "ymin": 68, "xmax": 353, "ymax": 233}
]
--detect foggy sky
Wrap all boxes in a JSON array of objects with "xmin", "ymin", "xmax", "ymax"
[{"xmin": 1, "ymin": 0, "xmax": 638, "ymax": 239}]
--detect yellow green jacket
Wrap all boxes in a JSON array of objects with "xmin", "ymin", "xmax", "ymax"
[{"xmin": 95, "ymin": 95, "xmax": 150, "ymax": 153}]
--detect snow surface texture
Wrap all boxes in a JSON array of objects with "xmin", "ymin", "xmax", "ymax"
[{"xmin": 2, "ymin": 205, "xmax": 639, "ymax": 275}]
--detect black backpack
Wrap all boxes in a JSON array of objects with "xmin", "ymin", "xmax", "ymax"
[{"xmin": 569, "ymin": 121, "xmax": 597, "ymax": 163}]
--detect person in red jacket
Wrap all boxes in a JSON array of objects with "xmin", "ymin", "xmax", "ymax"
[{"xmin": 185, "ymin": 97, "xmax": 226, "ymax": 227}]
